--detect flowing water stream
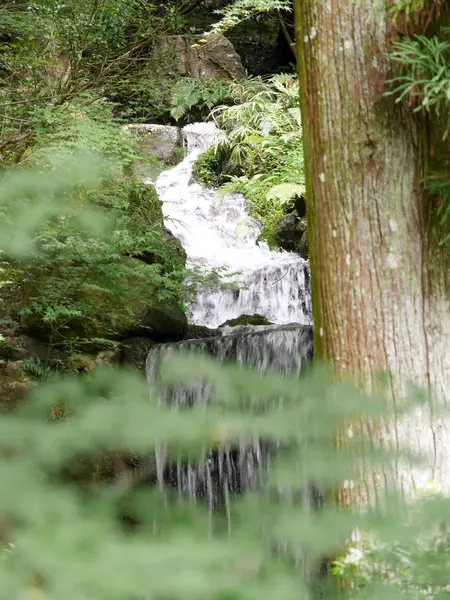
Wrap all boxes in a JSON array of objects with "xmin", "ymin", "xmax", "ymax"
[
  {"xmin": 144, "ymin": 123, "xmax": 314, "ymax": 514},
  {"xmin": 152, "ymin": 123, "xmax": 312, "ymax": 328}
]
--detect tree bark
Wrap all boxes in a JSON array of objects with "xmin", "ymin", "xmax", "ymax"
[{"xmin": 294, "ymin": 0, "xmax": 450, "ymax": 492}]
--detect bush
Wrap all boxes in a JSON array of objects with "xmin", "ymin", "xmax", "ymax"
[
  {"xmin": 192, "ymin": 74, "xmax": 306, "ymax": 246},
  {"xmin": 169, "ymin": 77, "xmax": 234, "ymax": 123},
  {"xmin": 0, "ymin": 99, "xmax": 189, "ymax": 348},
  {"xmin": 192, "ymin": 147, "xmax": 231, "ymax": 188}
]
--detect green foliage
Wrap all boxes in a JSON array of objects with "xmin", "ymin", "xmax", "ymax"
[
  {"xmin": 0, "ymin": 345, "xmax": 448, "ymax": 599},
  {"xmin": 192, "ymin": 147, "xmax": 230, "ymax": 188},
  {"xmin": 111, "ymin": 77, "xmax": 175, "ymax": 124},
  {"xmin": 0, "ymin": 152, "xmax": 449, "ymax": 600},
  {"xmin": 206, "ymin": 0, "xmax": 291, "ymax": 36},
  {"xmin": 425, "ymin": 176, "xmax": 450, "ymax": 245},
  {"xmin": 170, "ymin": 77, "xmax": 234, "ymax": 122},
  {"xmin": 388, "ymin": 33, "xmax": 450, "ymax": 119},
  {"xmin": 20, "ymin": 357, "xmax": 52, "ymax": 380},
  {"xmin": 333, "ymin": 487, "xmax": 450, "ymax": 597},
  {"xmin": 388, "ymin": 27, "xmax": 450, "ymax": 244},
  {"xmin": 0, "ymin": 0, "xmax": 187, "ymax": 159},
  {"xmin": 0, "ymin": 99, "xmax": 190, "ymax": 348},
  {"xmin": 194, "ymin": 74, "xmax": 304, "ymax": 245},
  {"xmin": 388, "ymin": 0, "xmax": 443, "ymax": 20}
]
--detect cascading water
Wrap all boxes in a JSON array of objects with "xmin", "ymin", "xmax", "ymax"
[
  {"xmin": 144, "ymin": 123, "xmax": 314, "ymax": 513},
  {"xmin": 152, "ymin": 123, "xmax": 312, "ymax": 328}
]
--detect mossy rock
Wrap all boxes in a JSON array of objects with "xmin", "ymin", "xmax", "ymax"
[
  {"xmin": 124, "ymin": 124, "xmax": 183, "ymax": 165},
  {"xmin": 66, "ymin": 350, "xmax": 120, "ymax": 373},
  {"xmin": 21, "ymin": 257, "xmax": 188, "ymax": 345},
  {"xmin": 120, "ymin": 337, "xmax": 157, "ymax": 372},
  {"xmin": 0, "ymin": 332, "xmax": 52, "ymax": 362},
  {"xmin": 0, "ymin": 361, "xmax": 37, "ymax": 413},
  {"xmin": 219, "ymin": 314, "xmax": 273, "ymax": 327},
  {"xmin": 184, "ymin": 324, "xmax": 220, "ymax": 339},
  {"xmin": 273, "ymin": 214, "xmax": 308, "ymax": 258},
  {"xmin": 143, "ymin": 303, "xmax": 188, "ymax": 341},
  {"xmin": 192, "ymin": 147, "xmax": 239, "ymax": 189}
]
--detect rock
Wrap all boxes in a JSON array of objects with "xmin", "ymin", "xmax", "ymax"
[
  {"xmin": 144, "ymin": 303, "xmax": 188, "ymax": 341},
  {"xmin": 274, "ymin": 214, "xmax": 309, "ymax": 258},
  {"xmin": 130, "ymin": 228, "xmax": 187, "ymax": 266},
  {"xmin": 124, "ymin": 124, "xmax": 183, "ymax": 165},
  {"xmin": 158, "ymin": 34, "xmax": 245, "ymax": 80},
  {"xmin": 67, "ymin": 350, "xmax": 120, "ymax": 373},
  {"xmin": 0, "ymin": 361, "xmax": 36, "ymax": 412},
  {"xmin": 219, "ymin": 314, "xmax": 273, "ymax": 328},
  {"xmin": 21, "ymin": 257, "xmax": 188, "ymax": 345},
  {"xmin": 184, "ymin": 324, "xmax": 220, "ymax": 339},
  {"xmin": 286, "ymin": 194, "xmax": 307, "ymax": 219},
  {"xmin": 0, "ymin": 332, "xmax": 52, "ymax": 362},
  {"xmin": 120, "ymin": 337, "xmax": 157, "ymax": 372}
]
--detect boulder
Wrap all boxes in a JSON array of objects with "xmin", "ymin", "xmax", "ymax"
[
  {"xmin": 0, "ymin": 361, "xmax": 36, "ymax": 412},
  {"xmin": 124, "ymin": 124, "xmax": 183, "ymax": 165},
  {"xmin": 274, "ymin": 214, "xmax": 308, "ymax": 258},
  {"xmin": 286, "ymin": 194, "xmax": 307, "ymax": 219},
  {"xmin": 130, "ymin": 228, "xmax": 187, "ymax": 266},
  {"xmin": 144, "ymin": 303, "xmax": 188, "ymax": 341},
  {"xmin": 0, "ymin": 332, "xmax": 52, "ymax": 362},
  {"xmin": 184, "ymin": 324, "xmax": 220, "ymax": 339},
  {"xmin": 157, "ymin": 34, "xmax": 245, "ymax": 80},
  {"xmin": 21, "ymin": 257, "xmax": 188, "ymax": 345},
  {"xmin": 120, "ymin": 337, "xmax": 157, "ymax": 372},
  {"xmin": 67, "ymin": 350, "xmax": 120, "ymax": 373},
  {"xmin": 219, "ymin": 314, "xmax": 273, "ymax": 328}
]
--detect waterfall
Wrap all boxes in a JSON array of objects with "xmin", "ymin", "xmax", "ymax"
[
  {"xmin": 144, "ymin": 123, "xmax": 315, "ymax": 519},
  {"xmin": 146, "ymin": 324, "xmax": 313, "ymax": 406},
  {"xmin": 153, "ymin": 123, "xmax": 312, "ymax": 328},
  {"xmin": 146, "ymin": 324, "xmax": 313, "ymax": 509}
]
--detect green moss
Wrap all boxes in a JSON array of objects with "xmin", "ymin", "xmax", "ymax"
[
  {"xmin": 192, "ymin": 148, "xmax": 229, "ymax": 188},
  {"xmin": 219, "ymin": 314, "xmax": 273, "ymax": 327}
]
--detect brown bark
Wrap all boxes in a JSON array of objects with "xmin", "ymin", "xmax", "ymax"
[{"xmin": 294, "ymin": 0, "xmax": 450, "ymax": 491}]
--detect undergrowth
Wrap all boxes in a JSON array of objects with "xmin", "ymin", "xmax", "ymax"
[
  {"xmin": 0, "ymin": 98, "xmax": 191, "ymax": 349},
  {"xmin": 192, "ymin": 74, "xmax": 305, "ymax": 246}
]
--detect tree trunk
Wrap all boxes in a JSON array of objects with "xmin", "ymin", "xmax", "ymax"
[{"xmin": 294, "ymin": 0, "xmax": 450, "ymax": 492}]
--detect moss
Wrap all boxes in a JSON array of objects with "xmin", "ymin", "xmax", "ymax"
[
  {"xmin": 184, "ymin": 324, "xmax": 219, "ymax": 339},
  {"xmin": 192, "ymin": 148, "xmax": 229, "ymax": 188},
  {"xmin": 219, "ymin": 314, "xmax": 273, "ymax": 327}
]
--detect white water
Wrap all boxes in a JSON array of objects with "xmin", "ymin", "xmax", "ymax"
[
  {"xmin": 151, "ymin": 123, "xmax": 312, "ymax": 328},
  {"xmin": 144, "ymin": 123, "xmax": 315, "ymax": 522}
]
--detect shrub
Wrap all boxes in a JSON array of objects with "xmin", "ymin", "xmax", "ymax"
[
  {"xmin": 169, "ymin": 77, "xmax": 234, "ymax": 123},
  {"xmin": 0, "ymin": 99, "xmax": 189, "ymax": 348},
  {"xmin": 192, "ymin": 147, "xmax": 231, "ymax": 188},
  {"xmin": 192, "ymin": 74, "xmax": 306, "ymax": 246}
]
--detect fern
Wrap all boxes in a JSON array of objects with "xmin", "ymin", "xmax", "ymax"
[
  {"xmin": 170, "ymin": 77, "xmax": 233, "ymax": 122},
  {"xmin": 194, "ymin": 74, "xmax": 304, "ymax": 246},
  {"xmin": 388, "ymin": 27, "xmax": 450, "ymax": 244},
  {"xmin": 206, "ymin": 0, "xmax": 291, "ymax": 36},
  {"xmin": 266, "ymin": 183, "xmax": 306, "ymax": 204},
  {"xmin": 387, "ymin": 34, "xmax": 450, "ymax": 117},
  {"xmin": 1, "ymin": 147, "xmax": 450, "ymax": 600},
  {"xmin": 426, "ymin": 175, "xmax": 450, "ymax": 244},
  {"xmin": 20, "ymin": 357, "xmax": 52, "ymax": 379}
]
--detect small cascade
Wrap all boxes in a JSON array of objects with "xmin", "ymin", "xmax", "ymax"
[
  {"xmin": 146, "ymin": 324, "xmax": 313, "ymax": 506},
  {"xmin": 146, "ymin": 324, "xmax": 314, "ymax": 399},
  {"xmin": 153, "ymin": 123, "xmax": 312, "ymax": 328}
]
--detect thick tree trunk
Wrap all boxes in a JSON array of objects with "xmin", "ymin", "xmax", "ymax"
[{"xmin": 294, "ymin": 0, "xmax": 450, "ymax": 491}]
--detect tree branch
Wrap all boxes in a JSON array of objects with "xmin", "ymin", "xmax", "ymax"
[
  {"xmin": 278, "ymin": 10, "xmax": 297, "ymax": 61},
  {"xmin": 180, "ymin": 0, "xmax": 208, "ymax": 15}
]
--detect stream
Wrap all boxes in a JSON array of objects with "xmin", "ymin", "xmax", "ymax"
[{"xmin": 144, "ymin": 123, "xmax": 314, "ymax": 508}]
